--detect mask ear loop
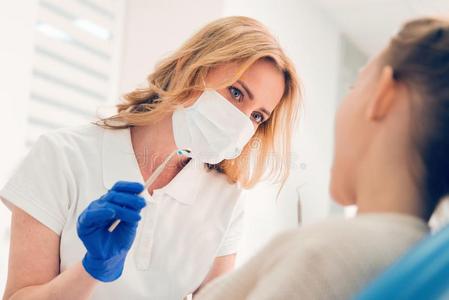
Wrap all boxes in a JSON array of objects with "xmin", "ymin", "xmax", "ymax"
[
  {"xmin": 200, "ymin": 74, "xmax": 207, "ymax": 91},
  {"xmin": 107, "ymin": 148, "xmax": 191, "ymax": 232}
]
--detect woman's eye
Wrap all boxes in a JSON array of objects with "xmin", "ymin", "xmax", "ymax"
[
  {"xmin": 251, "ymin": 111, "xmax": 265, "ymax": 124},
  {"xmin": 228, "ymin": 86, "xmax": 243, "ymax": 102}
]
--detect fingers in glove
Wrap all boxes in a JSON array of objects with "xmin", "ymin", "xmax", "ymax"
[
  {"xmin": 78, "ymin": 207, "xmax": 115, "ymax": 228},
  {"xmin": 104, "ymin": 191, "xmax": 146, "ymax": 211},
  {"xmin": 110, "ymin": 181, "xmax": 144, "ymax": 195},
  {"xmin": 105, "ymin": 202, "xmax": 142, "ymax": 224}
]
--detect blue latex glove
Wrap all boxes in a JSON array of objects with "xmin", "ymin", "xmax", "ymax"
[{"xmin": 77, "ymin": 181, "xmax": 146, "ymax": 282}]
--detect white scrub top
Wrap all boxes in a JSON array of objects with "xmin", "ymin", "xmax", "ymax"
[{"xmin": 0, "ymin": 124, "xmax": 244, "ymax": 300}]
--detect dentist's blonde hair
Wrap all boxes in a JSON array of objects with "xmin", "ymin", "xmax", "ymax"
[{"xmin": 98, "ymin": 16, "xmax": 301, "ymax": 188}]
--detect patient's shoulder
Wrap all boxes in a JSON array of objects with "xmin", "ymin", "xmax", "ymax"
[
  {"xmin": 275, "ymin": 213, "xmax": 426, "ymax": 240},
  {"xmin": 286, "ymin": 213, "xmax": 428, "ymax": 258},
  {"xmin": 253, "ymin": 214, "xmax": 429, "ymax": 299},
  {"xmin": 259, "ymin": 213, "xmax": 429, "ymax": 278},
  {"xmin": 317, "ymin": 213, "xmax": 426, "ymax": 241}
]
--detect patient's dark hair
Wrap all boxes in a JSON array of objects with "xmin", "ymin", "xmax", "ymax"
[{"xmin": 384, "ymin": 17, "xmax": 449, "ymax": 218}]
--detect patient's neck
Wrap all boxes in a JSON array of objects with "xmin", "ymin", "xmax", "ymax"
[{"xmin": 355, "ymin": 139, "xmax": 425, "ymax": 220}]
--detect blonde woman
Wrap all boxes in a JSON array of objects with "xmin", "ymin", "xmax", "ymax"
[{"xmin": 1, "ymin": 17, "xmax": 300, "ymax": 300}]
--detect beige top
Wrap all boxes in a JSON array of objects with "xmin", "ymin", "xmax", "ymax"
[{"xmin": 196, "ymin": 213, "xmax": 429, "ymax": 300}]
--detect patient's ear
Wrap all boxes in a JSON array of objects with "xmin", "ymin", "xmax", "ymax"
[{"xmin": 366, "ymin": 65, "xmax": 396, "ymax": 121}]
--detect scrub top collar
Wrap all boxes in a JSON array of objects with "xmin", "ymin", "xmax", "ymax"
[{"xmin": 102, "ymin": 127, "xmax": 203, "ymax": 205}]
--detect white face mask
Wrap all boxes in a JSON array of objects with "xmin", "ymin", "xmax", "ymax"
[{"xmin": 172, "ymin": 89, "xmax": 255, "ymax": 164}]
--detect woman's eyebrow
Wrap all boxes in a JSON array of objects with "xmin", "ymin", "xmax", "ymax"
[
  {"xmin": 260, "ymin": 108, "xmax": 272, "ymax": 118},
  {"xmin": 237, "ymin": 79, "xmax": 272, "ymax": 118},
  {"xmin": 237, "ymin": 80, "xmax": 254, "ymax": 100}
]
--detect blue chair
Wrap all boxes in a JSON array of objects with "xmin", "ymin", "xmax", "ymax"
[{"xmin": 356, "ymin": 224, "xmax": 449, "ymax": 300}]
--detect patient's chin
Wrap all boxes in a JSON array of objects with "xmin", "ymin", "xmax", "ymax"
[
  {"xmin": 334, "ymin": 195, "xmax": 356, "ymax": 207},
  {"xmin": 337, "ymin": 197, "xmax": 356, "ymax": 207},
  {"xmin": 330, "ymin": 176, "xmax": 355, "ymax": 207}
]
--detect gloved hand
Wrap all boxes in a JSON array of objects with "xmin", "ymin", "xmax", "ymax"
[{"xmin": 77, "ymin": 181, "xmax": 146, "ymax": 282}]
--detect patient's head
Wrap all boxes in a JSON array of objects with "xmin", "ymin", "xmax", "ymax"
[{"xmin": 331, "ymin": 17, "xmax": 449, "ymax": 218}]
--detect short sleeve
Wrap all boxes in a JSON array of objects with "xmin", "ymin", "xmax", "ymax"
[
  {"xmin": 0, "ymin": 133, "xmax": 72, "ymax": 235},
  {"xmin": 216, "ymin": 195, "xmax": 245, "ymax": 257}
]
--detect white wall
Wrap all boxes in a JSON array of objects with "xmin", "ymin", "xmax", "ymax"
[
  {"xmin": 0, "ymin": 2, "xmax": 38, "ymax": 186},
  {"xmin": 222, "ymin": 0, "xmax": 342, "ymax": 264},
  {"xmin": 0, "ymin": 1, "xmax": 126, "ymax": 295},
  {"xmin": 119, "ymin": 0, "xmax": 225, "ymax": 95},
  {"xmin": 0, "ymin": 1, "xmax": 39, "ymax": 294}
]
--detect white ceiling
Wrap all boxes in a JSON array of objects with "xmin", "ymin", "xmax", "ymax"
[{"xmin": 315, "ymin": 0, "xmax": 449, "ymax": 56}]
